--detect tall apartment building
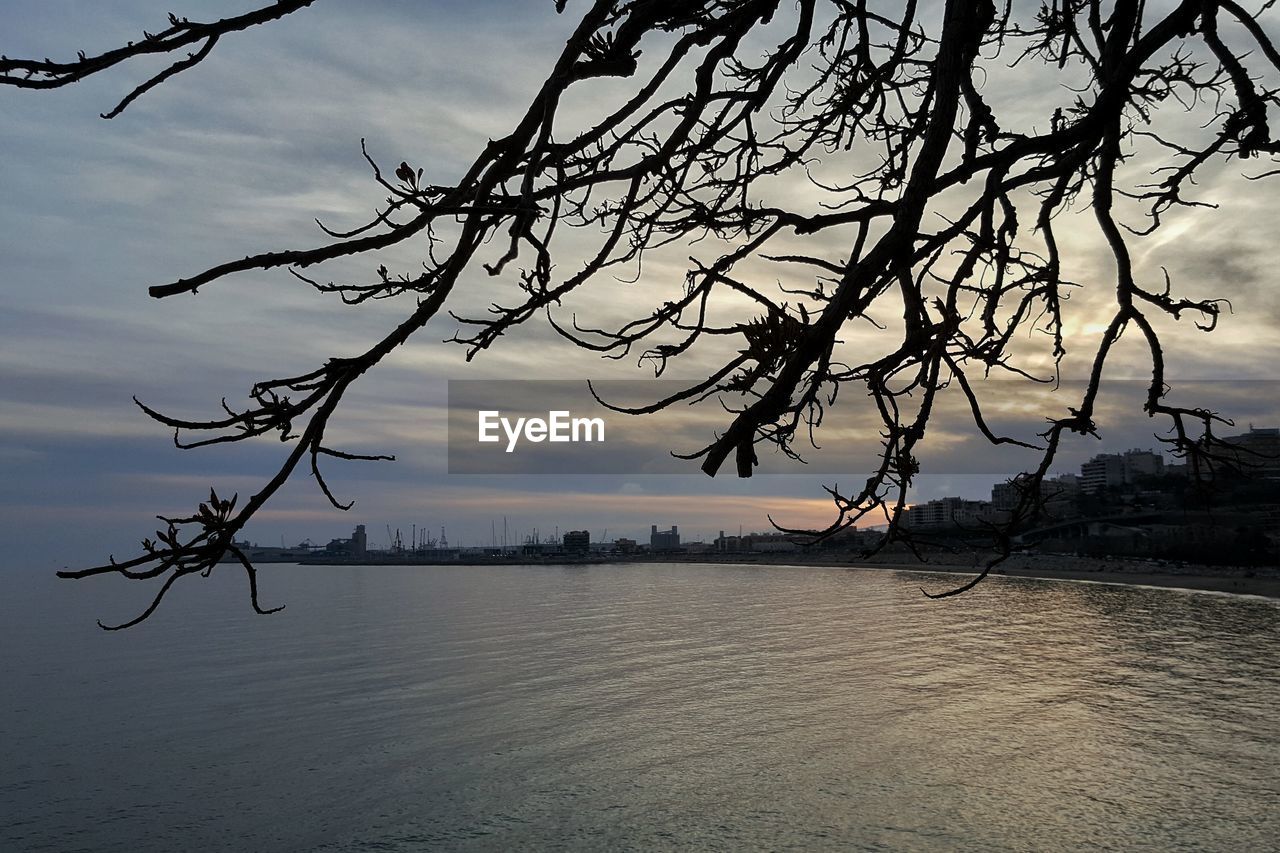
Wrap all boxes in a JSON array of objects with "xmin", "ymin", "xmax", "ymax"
[
  {"xmin": 1223, "ymin": 427, "xmax": 1280, "ymax": 478},
  {"xmin": 1081, "ymin": 449, "xmax": 1164, "ymax": 493},
  {"xmin": 993, "ymin": 474, "xmax": 1082, "ymax": 512},
  {"xmin": 562, "ymin": 530, "xmax": 590, "ymax": 553},
  {"xmin": 904, "ymin": 496, "xmax": 991, "ymax": 528}
]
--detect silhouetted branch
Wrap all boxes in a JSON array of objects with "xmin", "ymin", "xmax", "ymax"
[
  {"xmin": 13, "ymin": 0, "xmax": 1278, "ymax": 621},
  {"xmin": 0, "ymin": 1, "xmax": 315, "ymax": 117}
]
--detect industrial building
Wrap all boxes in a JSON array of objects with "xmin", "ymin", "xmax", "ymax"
[{"xmin": 650, "ymin": 525, "xmax": 681, "ymax": 551}]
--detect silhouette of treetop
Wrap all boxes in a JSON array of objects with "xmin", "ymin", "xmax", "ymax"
[{"xmin": 5, "ymin": 0, "xmax": 1278, "ymax": 625}]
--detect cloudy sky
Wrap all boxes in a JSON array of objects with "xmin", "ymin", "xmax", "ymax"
[{"xmin": 2, "ymin": 0, "xmax": 1278, "ymax": 570}]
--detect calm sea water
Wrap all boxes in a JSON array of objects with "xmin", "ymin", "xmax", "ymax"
[{"xmin": 2, "ymin": 562, "xmax": 1279, "ymax": 851}]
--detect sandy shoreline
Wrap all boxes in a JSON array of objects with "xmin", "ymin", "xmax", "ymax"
[
  {"xmin": 638, "ymin": 550, "xmax": 1280, "ymax": 598},
  {"xmin": 852, "ymin": 561, "xmax": 1280, "ymax": 598},
  {"xmin": 794, "ymin": 555, "xmax": 1280, "ymax": 598}
]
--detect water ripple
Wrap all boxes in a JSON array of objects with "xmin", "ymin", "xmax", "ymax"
[{"xmin": 2, "ymin": 562, "xmax": 1278, "ymax": 851}]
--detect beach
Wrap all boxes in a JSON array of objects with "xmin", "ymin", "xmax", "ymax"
[
  {"xmin": 639, "ymin": 550, "xmax": 1280, "ymax": 598},
  {"xmin": 836, "ymin": 553, "xmax": 1280, "ymax": 598}
]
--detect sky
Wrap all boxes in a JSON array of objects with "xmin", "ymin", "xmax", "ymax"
[{"xmin": 2, "ymin": 0, "xmax": 1279, "ymax": 569}]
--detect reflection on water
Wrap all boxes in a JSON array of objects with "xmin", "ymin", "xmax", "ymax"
[{"xmin": 2, "ymin": 563, "xmax": 1278, "ymax": 851}]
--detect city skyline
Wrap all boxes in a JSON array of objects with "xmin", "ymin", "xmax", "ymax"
[{"xmin": 230, "ymin": 422, "xmax": 1279, "ymax": 554}]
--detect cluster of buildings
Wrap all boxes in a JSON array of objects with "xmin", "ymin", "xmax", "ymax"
[
  {"xmin": 231, "ymin": 428, "xmax": 1276, "ymax": 566},
  {"xmin": 894, "ymin": 427, "xmax": 1279, "ymax": 563},
  {"xmin": 646, "ymin": 524, "xmax": 809, "ymax": 553}
]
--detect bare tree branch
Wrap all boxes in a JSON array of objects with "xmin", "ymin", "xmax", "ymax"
[
  {"xmin": 9, "ymin": 0, "xmax": 1277, "ymax": 622},
  {"xmin": 0, "ymin": 1, "xmax": 315, "ymax": 114}
]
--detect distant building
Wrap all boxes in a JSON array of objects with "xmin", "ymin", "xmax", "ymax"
[
  {"xmin": 325, "ymin": 524, "xmax": 367, "ymax": 557},
  {"xmin": 990, "ymin": 474, "xmax": 1080, "ymax": 519},
  {"xmin": 715, "ymin": 530, "xmax": 744, "ymax": 552},
  {"xmin": 1081, "ymin": 450, "xmax": 1164, "ymax": 493},
  {"xmin": 562, "ymin": 530, "xmax": 590, "ymax": 553},
  {"xmin": 714, "ymin": 530, "xmax": 801, "ymax": 551},
  {"xmin": 1049, "ymin": 473, "xmax": 1081, "ymax": 495},
  {"xmin": 1223, "ymin": 427, "xmax": 1280, "ymax": 478},
  {"xmin": 903, "ymin": 497, "xmax": 991, "ymax": 529},
  {"xmin": 1122, "ymin": 449, "xmax": 1164, "ymax": 480},
  {"xmin": 1081, "ymin": 454, "xmax": 1124, "ymax": 493},
  {"xmin": 613, "ymin": 537, "xmax": 637, "ymax": 554},
  {"xmin": 650, "ymin": 524, "xmax": 681, "ymax": 551},
  {"xmin": 991, "ymin": 478, "xmax": 1028, "ymax": 512},
  {"xmin": 1045, "ymin": 474, "xmax": 1082, "ymax": 513},
  {"xmin": 749, "ymin": 534, "xmax": 799, "ymax": 552}
]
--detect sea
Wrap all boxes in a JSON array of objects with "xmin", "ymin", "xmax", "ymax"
[{"xmin": 2, "ymin": 562, "xmax": 1279, "ymax": 851}]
